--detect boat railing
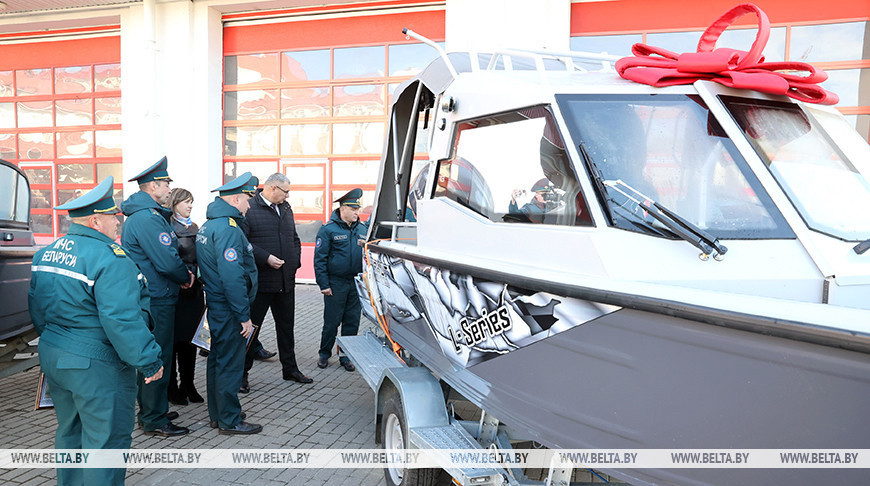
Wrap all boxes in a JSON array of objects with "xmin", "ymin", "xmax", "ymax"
[
  {"xmin": 485, "ymin": 48, "xmax": 621, "ymax": 75},
  {"xmin": 377, "ymin": 221, "xmax": 418, "ymax": 245}
]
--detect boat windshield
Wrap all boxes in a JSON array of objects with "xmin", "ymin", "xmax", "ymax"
[
  {"xmin": 556, "ymin": 94, "xmax": 792, "ymax": 239},
  {"xmin": 722, "ymin": 96, "xmax": 870, "ymax": 242}
]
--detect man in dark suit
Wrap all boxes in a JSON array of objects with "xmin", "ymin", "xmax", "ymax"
[{"xmin": 241, "ymin": 172, "xmax": 313, "ymax": 392}]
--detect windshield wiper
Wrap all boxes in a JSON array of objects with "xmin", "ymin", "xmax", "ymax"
[
  {"xmin": 603, "ymin": 179, "xmax": 729, "ymax": 260},
  {"xmin": 854, "ymin": 239, "xmax": 870, "ymax": 255},
  {"xmin": 577, "ymin": 142, "xmax": 614, "ymax": 225}
]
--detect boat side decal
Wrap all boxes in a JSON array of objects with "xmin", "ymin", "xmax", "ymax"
[{"xmin": 368, "ymin": 252, "xmax": 619, "ymax": 367}]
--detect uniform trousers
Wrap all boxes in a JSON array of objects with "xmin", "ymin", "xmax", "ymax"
[
  {"xmin": 137, "ymin": 299, "xmax": 175, "ymax": 430},
  {"xmin": 39, "ymin": 341, "xmax": 137, "ymax": 486},
  {"xmin": 318, "ymin": 276, "xmax": 361, "ymax": 360},
  {"xmin": 245, "ymin": 289, "xmax": 298, "ymax": 375},
  {"xmin": 205, "ymin": 302, "xmax": 246, "ymax": 428}
]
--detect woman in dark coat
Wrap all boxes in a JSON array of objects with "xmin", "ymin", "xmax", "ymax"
[{"xmin": 167, "ymin": 188, "xmax": 206, "ymax": 405}]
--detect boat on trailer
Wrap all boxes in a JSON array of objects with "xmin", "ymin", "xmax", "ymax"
[{"xmin": 340, "ymin": 6, "xmax": 870, "ymax": 485}]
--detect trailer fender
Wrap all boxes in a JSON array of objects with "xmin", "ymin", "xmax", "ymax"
[{"xmin": 375, "ymin": 367, "xmax": 448, "ymax": 445}]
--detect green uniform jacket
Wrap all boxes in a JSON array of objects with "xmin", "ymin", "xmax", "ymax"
[
  {"xmin": 29, "ymin": 224, "xmax": 163, "ymax": 376},
  {"xmin": 196, "ymin": 197, "xmax": 258, "ymax": 323},
  {"xmin": 120, "ymin": 191, "xmax": 190, "ymax": 300},
  {"xmin": 313, "ymin": 209, "xmax": 368, "ymax": 290}
]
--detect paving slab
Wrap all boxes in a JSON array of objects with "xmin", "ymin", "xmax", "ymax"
[{"xmin": 0, "ymin": 284, "xmax": 383, "ymax": 485}]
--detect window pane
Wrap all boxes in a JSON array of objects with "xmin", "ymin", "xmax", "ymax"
[
  {"xmin": 284, "ymin": 165, "xmax": 325, "ymax": 185},
  {"xmin": 0, "ymin": 102, "xmax": 14, "ymax": 129},
  {"xmin": 224, "ymin": 126, "xmax": 278, "ymax": 156},
  {"xmin": 23, "ymin": 168, "xmax": 51, "ymax": 184},
  {"xmin": 331, "ymin": 159, "xmax": 379, "ymax": 185},
  {"xmin": 224, "ymin": 53, "xmax": 280, "ymax": 85},
  {"xmin": 0, "ymin": 165, "xmax": 16, "ymax": 220},
  {"xmin": 57, "ymin": 164, "xmax": 94, "ymax": 184},
  {"xmin": 58, "ymin": 214, "xmax": 72, "ymax": 234},
  {"xmin": 823, "ymin": 69, "xmax": 866, "ymax": 107},
  {"xmin": 224, "ymin": 89, "xmax": 279, "ymax": 121},
  {"xmin": 57, "ymin": 188, "xmax": 88, "ymax": 205},
  {"xmin": 285, "ymin": 190, "xmax": 324, "ymax": 214},
  {"xmin": 55, "ymin": 66, "xmax": 92, "ymax": 94},
  {"xmin": 334, "ymin": 84, "xmax": 384, "ymax": 117},
  {"xmin": 790, "ymin": 22, "xmax": 867, "ymax": 62},
  {"xmin": 112, "ymin": 188, "xmax": 124, "ymax": 208},
  {"xmin": 17, "ymin": 101, "xmax": 53, "ymax": 128},
  {"xmin": 95, "ymin": 63, "xmax": 121, "ymax": 92},
  {"xmin": 31, "ymin": 213, "xmax": 52, "ymax": 234},
  {"xmin": 56, "ymin": 98, "xmax": 93, "ymax": 126},
  {"xmin": 56, "ymin": 131, "xmax": 94, "ymax": 158},
  {"xmin": 332, "ymin": 122, "xmax": 384, "ymax": 154},
  {"xmin": 559, "ymin": 94, "xmax": 789, "ymax": 236},
  {"xmin": 281, "ymin": 87, "xmax": 330, "ymax": 118},
  {"xmin": 282, "ymin": 49, "xmax": 330, "ymax": 82},
  {"xmin": 222, "ymin": 161, "xmax": 278, "ymax": 186},
  {"xmin": 31, "ymin": 189, "xmax": 52, "ymax": 209},
  {"xmin": 96, "ymin": 130, "xmax": 122, "ymax": 157},
  {"xmin": 388, "ymin": 43, "xmax": 444, "ymax": 76},
  {"xmin": 95, "ymin": 97, "xmax": 122, "ymax": 124},
  {"xmin": 334, "ymin": 46, "xmax": 385, "ymax": 79},
  {"xmin": 644, "ymin": 31, "xmax": 703, "ymax": 53},
  {"xmin": 570, "ymin": 34, "xmax": 643, "ymax": 57},
  {"xmin": 0, "ymin": 70, "xmax": 12, "ymax": 97},
  {"xmin": 16, "ymin": 69, "xmax": 52, "ymax": 96},
  {"xmin": 0, "ymin": 133, "xmax": 14, "ymax": 159},
  {"xmin": 295, "ymin": 219, "xmax": 322, "ymax": 242},
  {"xmin": 19, "ymin": 132, "xmax": 53, "ymax": 160},
  {"xmin": 436, "ymin": 107, "xmax": 590, "ymax": 226},
  {"xmin": 718, "ymin": 27, "xmax": 786, "ymax": 62},
  {"xmin": 726, "ymin": 97, "xmax": 870, "ymax": 240},
  {"xmin": 280, "ymin": 124, "xmax": 329, "ymax": 155},
  {"xmin": 16, "ymin": 175, "xmax": 29, "ymax": 222}
]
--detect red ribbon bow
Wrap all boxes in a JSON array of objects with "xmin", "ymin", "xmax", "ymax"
[{"xmin": 615, "ymin": 3, "xmax": 839, "ymax": 105}]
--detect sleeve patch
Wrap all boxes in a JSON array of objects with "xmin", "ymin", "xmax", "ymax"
[
  {"xmin": 315, "ymin": 237, "xmax": 322, "ymax": 249},
  {"xmin": 158, "ymin": 232, "xmax": 172, "ymax": 246},
  {"xmin": 224, "ymin": 248, "xmax": 238, "ymax": 262}
]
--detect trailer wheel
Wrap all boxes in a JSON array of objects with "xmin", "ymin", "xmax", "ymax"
[{"xmin": 382, "ymin": 391, "xmax": 441, "ymax": 486}]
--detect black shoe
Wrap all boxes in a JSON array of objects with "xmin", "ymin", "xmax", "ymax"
[
  {"xmin": 240, "ymin": 374, "xmax": 249, "ymax": 394},
  {"xmin": 283, "ymin": 370, "xmax": 313, "ymax": 384},
  {"xmin": 340, "ymin": 360, "xmax": 356, "ymax": 372},
  {"xmin": 199, "ymin": 349, "xmax": 209, "ymax": 357},
  {"xmin": 317, "ymin": 357, "xmax": 328, "ymax": 369},
  {"xmin": 186, "ymin": 387, "xmax": 204, "ymax": 403},
  {"xmin": 218, "ymin": 421, "xmax": 262, "ymax": 435},
  {"xmin": 209, "ymin": 412, "xmax": 245, "ymax": 428},
  {"xmin": 165, "ymin": 411, "xmax": 179, "ymax": 421},
  {"xmin": 168, "ymin": 388, "xmax": 188, "ymax": 406},
  {"xmin": 143, "ymin": 422, "xmax": 189, "ymax": 437},
  {"xmin": 253, "ymin": 348, "xmax": 277, "ymax": 361}
]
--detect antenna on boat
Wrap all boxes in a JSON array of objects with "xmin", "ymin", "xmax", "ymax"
[{"xmin": 403, "ymin": 28, "xmax": 458, "ymax": 78}]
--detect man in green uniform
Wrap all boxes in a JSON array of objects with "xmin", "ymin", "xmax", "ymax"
[
  {"xmin": 196, "ymin": 172, "xmax": 262, "ymax": 435},
  {"xmin": 121, "ymin": 156, "xmax": 193, "ymax": 437},
  {"xmin": 314, "ymin": 188, "xmax": 368, "ymax": 371},
  {"xmin": 29, "ymin": 176, "xmax": 164, "ymax": 486}
]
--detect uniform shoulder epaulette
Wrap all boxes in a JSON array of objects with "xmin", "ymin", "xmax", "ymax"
[
  {"xmin": 229, "ymin": 218, "xmax": 238, "ymax": 228},
  {"xmin": 109, "ymin": 243, "xmax": 127, "ymax": 257},
  {"xmin": 150, "ymin": 208, "xmax": 160, "ymax": 216}
]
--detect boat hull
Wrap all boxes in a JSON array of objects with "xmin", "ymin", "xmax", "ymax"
[{"xmin": 365, "ymin": 248, "xmax": 870, "ymax": 486}]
